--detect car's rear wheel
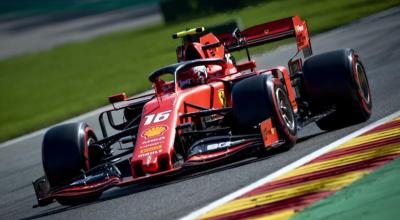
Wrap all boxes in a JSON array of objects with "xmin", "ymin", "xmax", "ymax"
[
  {"xmin": 42, "ymin": 122, "xmax": 102, "ymax": 205},
  {"xmin": 232, "ymin": 74, "xmax": 297, "ymax": 150},
  {"xmin": 302, "ymin": 49, "xmax": 372, "ymax": 130}
]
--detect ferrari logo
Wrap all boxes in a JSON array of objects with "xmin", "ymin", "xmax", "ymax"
[{"xmin": 218, "ymin": 89, "xmax": 226, "ymax": 107}]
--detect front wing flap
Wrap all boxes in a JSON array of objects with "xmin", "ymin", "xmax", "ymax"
[{"xmin": 33, "ymin": 164, "xmax": 121, "ymax": 207}]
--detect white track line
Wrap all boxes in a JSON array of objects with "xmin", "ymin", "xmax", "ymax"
[{"xmin": 180, "ymin": 110, "xmax": 400, "ymax": 220}]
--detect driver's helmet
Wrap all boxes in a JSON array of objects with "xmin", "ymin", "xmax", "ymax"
[{"xmin": 180, "ymin": 65, "xmax": 208, "ymax": 88}]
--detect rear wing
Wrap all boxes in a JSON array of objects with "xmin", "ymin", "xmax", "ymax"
[{"xmin": 217, "ymin": 16, "xmax": 312, "ymax": 58}]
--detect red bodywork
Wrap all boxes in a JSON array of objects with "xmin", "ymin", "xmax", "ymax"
[{"xmin": 33, "ymin": 16, "xmax": 312, "ymax": 206}]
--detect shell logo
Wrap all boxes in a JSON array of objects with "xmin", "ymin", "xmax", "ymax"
[{"xmin": 142, "ymin": 126, "xmax": 167, "ymax": 138}]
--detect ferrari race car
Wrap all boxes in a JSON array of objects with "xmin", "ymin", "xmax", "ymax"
[{"xmin": 33, "ymin": 16, "xmax": 372, "ymax": 207}]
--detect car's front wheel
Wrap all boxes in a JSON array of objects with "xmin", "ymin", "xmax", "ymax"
[
  {"xmin": 42, "ymin": 122, "xmax": 102, "ymax": 205},
  {"xmin": 232, "ymin": 74, "xmax": 297, "ymax": 150}
]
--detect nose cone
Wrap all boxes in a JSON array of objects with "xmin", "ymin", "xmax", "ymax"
[{"xmin": 142, "ymin": 156, "xmax": 159, "ymax": 173}]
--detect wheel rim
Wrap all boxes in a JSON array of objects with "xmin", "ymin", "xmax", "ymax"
[
  {"xmin": 85, "ymin": 134, "xmax": 97, "ymax": 170},
  {"xmin": 355, "ymin": 62, "xmax": 371, "ymax": 104},
  {"xmin": 87, "ymin": 136, "xmax": 95, "ymax": 146},
  {"xmin": 275, "ymin": 88, "xmax": 295, "ymax": 130}
]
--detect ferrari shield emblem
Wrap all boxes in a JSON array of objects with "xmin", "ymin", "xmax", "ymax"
[{"xmin": 218, "ymin": 89, "xmax": 226, "ymax": 107}]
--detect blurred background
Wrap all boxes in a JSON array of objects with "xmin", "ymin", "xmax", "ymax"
[
  {"xmin": 0, "ymin": 0, "xmax": 268, "ymax": 59},
  {"xmin": 0, "ymin": 0, "xmax": 399, "ymax": 143},
  {"xmin": 0, "ymin": 0, "xmax": 161, "ymax": 59}
]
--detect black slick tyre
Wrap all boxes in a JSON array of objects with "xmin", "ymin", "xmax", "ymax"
[
  {"xmin": 302, "ymin": 49, "xmax": 372, "ymax": 130},
  {"xmin": 232, "ymin": 74, "xmax": 297, "ymax": 150},
  {"xmin": 42, "ymin": 122, "xmax": 101, "ymax": 205}
]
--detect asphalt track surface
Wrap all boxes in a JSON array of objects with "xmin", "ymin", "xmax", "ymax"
[{"xmin": 1, "ymin": 7, "xmax": 400, "ymax": 220}]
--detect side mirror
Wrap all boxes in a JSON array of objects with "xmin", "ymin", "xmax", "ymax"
[
  {"xmin": 108, "ymin": 93, "xmax": 127, "ymax": 104},
  {"xmin": 232, "ymin": 28, "xmax": 242, "ymax": 40}
]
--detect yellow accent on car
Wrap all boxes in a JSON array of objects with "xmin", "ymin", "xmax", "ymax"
[
  {"xmin": 172, "ymin": 27, "xmax": 205, "ymax": 39},
  {"xmin": 218, "ymin": 89, "xmax": 226, "ymax": 107}
]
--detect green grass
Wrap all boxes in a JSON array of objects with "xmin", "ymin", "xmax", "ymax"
[{"xmin": 1, "ymin": 0, "xmax": 399, "ymax": 142}]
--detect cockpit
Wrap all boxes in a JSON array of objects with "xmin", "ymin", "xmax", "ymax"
[{"xmin": 148, "ymin": 59, "xmax": 226, "ymax": 94}]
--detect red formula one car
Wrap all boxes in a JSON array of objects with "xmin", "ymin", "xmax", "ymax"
[{"xmin": 33, "ymin": 16, "xmax": 372, "ymax": 207}]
